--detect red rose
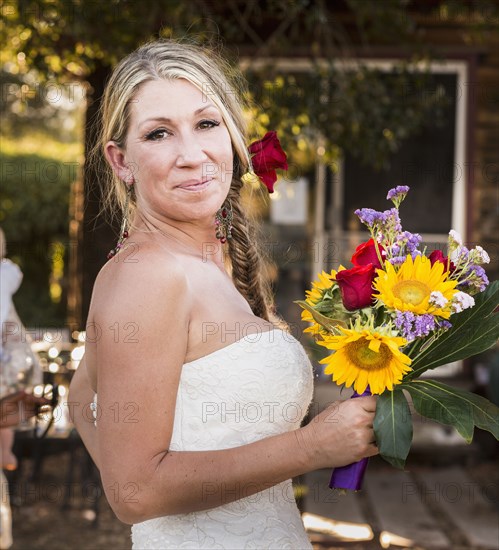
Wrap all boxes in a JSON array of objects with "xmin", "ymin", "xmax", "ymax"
[
  {"xmin": 248, "ymin": 131, "xmax": 288, "ymax": 193},
  {"xmin": 335, "ymin": 264, "xmax": 376, "ymax": 311},
  {"xmin": 351, "ymin": 239, "xmax": 385, "ymax": 269},
  {"xmin": 429, "ymin": 250, "xmax": 454, "ymax": 273}
]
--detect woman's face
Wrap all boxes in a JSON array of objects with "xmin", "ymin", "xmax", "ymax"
[{"xmin": 108, "ymin": 78, "xmax": 234, "ymax": 225}]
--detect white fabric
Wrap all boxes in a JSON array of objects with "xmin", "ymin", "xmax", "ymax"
[
  {"xmin": 0, "ymin": 260, "xmax": 22, "ymax": 549},
  {"xmin": 0, "ymin": 470, "xmax": 13, "ymax": 549},
  {"xmin": 0, "ymin": 259, "xmax": 22, "ymax": 327},
  {"xmin": 0, "ymin": 260, "xmax": 23, "ymax": 359},
  {"xmin": 95, "ymin": 328, "xmax": 314, "ymax": 549}
]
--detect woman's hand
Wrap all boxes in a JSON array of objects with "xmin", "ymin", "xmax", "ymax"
[
  {"xmin": 299, "ymin": 396, "xmax": 378, "ymax": 470},
  {"xmin": 0, "ymin": 391, "xmax": 50, "ymax": 428}
]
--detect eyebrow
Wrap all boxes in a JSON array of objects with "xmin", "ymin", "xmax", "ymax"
[{"xmin": 138, "ymin": 104, "xmax": 219, "ymax": 129}]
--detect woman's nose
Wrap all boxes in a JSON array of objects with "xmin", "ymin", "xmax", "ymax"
[{"xmin": 175, "ymin": 136, "xmax": 209, "ymax": 167}]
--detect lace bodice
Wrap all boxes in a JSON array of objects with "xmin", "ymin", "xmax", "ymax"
[{"xmin": 95, "ymin": 328, "xmax": 314, "ymax": 549}]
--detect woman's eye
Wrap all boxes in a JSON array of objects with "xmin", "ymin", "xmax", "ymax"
[
  {"xmin": 198, "ymin": 119, "xmax": 220, "ymax": 130},
  {"xmin": 145, "ymin": 128, "xmax": 170, "ymax": 141}
]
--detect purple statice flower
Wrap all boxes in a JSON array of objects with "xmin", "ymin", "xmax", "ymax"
[
  {"xmin": 384, "ymin": 208, "xmax": 403, "ymax": 233},
  {"xmin": 395, "ymin": 311, "xmax": 416, "ymax": 341},
  {"xmin": 355, "ymin": 208, "xmax": 383, "ymax": 227},
  {"xmin": 389, "ymin": 231, "xmax": 422, "ymax": 261},
  {"xmin": 414, "ymin": 314, "xmax": 436, "ymax": 338},
  {"xmin": 387, "ymin": 186, "xmax": 410, "ymax": 201},
  {"xmin": 356, "ymin": 206, "xmax": 404, "ymax": 245},
  {"xmin": 395, "ymin": 311, "xmax": 436, "ymax": 341},
  {"xmin": 389, "ymin": 255, "xmax": 407, "ymax": 266},
  {"xmin": 473, "ymin": 265, "xmax": 489, "ymax": 286},
  {"xmin": 459, "ymin": 264, "xmax": 489, "ymax": 294},
  {"xmin": 403, "ymin": 231, "xmax": 422, "ymax": 254},
  {"xmin": 355, "ymin": 207, "xmax": 400, "ymax": 236},
  {"xmin": 454, "ymin": 246, "xmax": 470, "ymax": 263},
  {"xmin": 438, "ymin": 320, "xmax": 452, "ymax": 331},
  {"xmin": 390, "ymin": 243, "xmax": 401, "ymax": 256}
]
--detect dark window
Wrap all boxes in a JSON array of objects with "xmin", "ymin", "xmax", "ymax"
[{"xmin": 343, "ymin": 73, "xmax": 457, "ymax": 234}]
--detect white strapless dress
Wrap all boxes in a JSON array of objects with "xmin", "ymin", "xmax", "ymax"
[{"xmin": 94, "ymin": 328, "xmax": 314, "ymax": 549}]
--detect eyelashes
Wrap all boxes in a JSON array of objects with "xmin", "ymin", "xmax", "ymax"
[
  {"xmin": 199, "ymin": 119, "xmax": 220, "ymax": 130},
  {"xmin": 144, "ymin": 128, "xmax": 170, "ymax": 141},
  {"xmin": 144, "ymin": 119, "xmax": 221, "ymax": 141}
]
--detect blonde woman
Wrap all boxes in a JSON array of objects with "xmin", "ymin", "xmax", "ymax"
[{"xmin": 69, "ymin": 40, "xmax": 378, "ymax": 549}]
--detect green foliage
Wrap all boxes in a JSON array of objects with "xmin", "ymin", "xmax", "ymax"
[
  {"xmin": 1, "ymin": 133, "xmax": 82, "ymax": 161},
  {"xmin": 0, "ymin": 69, "xmax": 84, "ymax": 141},
  {"xmin": 294, "ymin": 300, "xmax": 347, "ymax": 332},
  {"xmin": 374, "ymin": 379, "xmax": 499, "ymax": 469},
  {"xmin": 0, "ymin": 150, "xmax": 73, "ymax": 237},
  {"xmin": 0, "ymin": 0, "xmax": 223, "ymax": 78},
  {"xmin": 404, "ymin": 281, "xmax": 499, "ymax": 380},
  {"xmin": 0, "ymin": 145, "xmax": 74, "ymax": 325},
  {"xmin": 373, "ymin": 388, "xmax": 413, "ymax": 469},
  {"xmin": 402, "ymin": 379, "xmax": 499, "ymax": 441},
  {"xmin": 403, "ymin": 380, "xmax": 474, "ymax": 442}
]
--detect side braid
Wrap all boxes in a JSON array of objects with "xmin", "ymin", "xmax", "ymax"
[{"xmin": 226, "ymin": 182, "xmax": 273, "ymax": 322}]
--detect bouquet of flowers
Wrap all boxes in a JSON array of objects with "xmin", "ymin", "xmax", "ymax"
[{"xmin": 297, "ymin": 186, "xmax": 499, "ymax": 491}]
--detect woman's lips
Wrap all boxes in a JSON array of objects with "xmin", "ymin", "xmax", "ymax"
[{"xmin": 177, "ymin": 178, "xmax": 213, "ymax": 191}]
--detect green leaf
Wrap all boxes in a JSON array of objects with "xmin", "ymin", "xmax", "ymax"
[
  {"xmin": 374, "ymin": 389, "xmax": 413, "ymax": 469},
  {"xmin": 402, "ymin": 379, "xmax": 499, "ymax": 440},
  {"xmin": 294, "ymin": 300, "xmax": 347, "ymax": 331},
  {"xmin": 405, "ymin": 281, "xmax": 499, "ymax": 380},
  {"xmin": 401, "ymin": 380, "xmax": 474, "ymax": 442}
]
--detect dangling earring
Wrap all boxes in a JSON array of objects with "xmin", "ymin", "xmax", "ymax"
[
  {"xmin": 107, "ymin": 183, "xmax": 132, "ymax": 259},
  {"xmin": 215, "ymin": 199, "xmax": 233, "ymax": 244}
]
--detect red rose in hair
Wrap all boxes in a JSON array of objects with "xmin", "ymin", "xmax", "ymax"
[
  {"xmin": 351, "ymin": 239, "xmax": 385, "ymax": 269},
  {"xmin": 335, "ymin": 264, "xmax": 376, "ymax": 311},
  {"xmin": 429, "ymin": 250, "xmax": 455, "ymax": 273},
  {"xmin": 248, "ymin": 131, "xmax": 288, "ymax": 193}
]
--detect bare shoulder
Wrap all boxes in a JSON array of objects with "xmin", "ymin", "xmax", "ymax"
[{"xmin": 90, "ymin": 240, "xmax": 191, "ymax": 320}]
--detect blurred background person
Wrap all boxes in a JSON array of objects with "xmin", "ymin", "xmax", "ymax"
[{"xmin": 0, "ymin": 227, "xmax": 48, "ymax": 549}]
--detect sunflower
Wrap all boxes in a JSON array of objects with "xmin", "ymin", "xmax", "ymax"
[
  {"xmin": 318, "ymin": 327, "xmax": 412, "ymax": 394},
  {"xmin": 374, "ymin": 255, "xmax": 458, "ymax": 319},
  {"xmin": 301, "ymin": 269, "xmax": 337, "ymax": 336}
]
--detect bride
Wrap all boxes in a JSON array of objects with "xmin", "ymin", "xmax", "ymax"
[{"xmin": 68, "ymin": 39, "xmax": 378, "ymax": 549}]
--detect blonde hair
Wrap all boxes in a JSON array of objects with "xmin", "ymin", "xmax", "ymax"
[
  {"xmin": 97, "ymin": 39, "xmax": 277, "ymax": 321},
  {"xmin": 0, "ymin": 227, "xmax": 5, "ymax": 259}
]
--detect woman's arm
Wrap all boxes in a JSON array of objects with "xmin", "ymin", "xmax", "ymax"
[
  {"xmin": 68, "ymin": 356, "xmax": 100, "ymax": 468},
  {"xmin": 92, "ymin": 251, "xmax": 377, "ymax": 525}
]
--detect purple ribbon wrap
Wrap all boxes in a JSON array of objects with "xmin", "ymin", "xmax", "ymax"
[{"xmin": 329, "ymin": 387, "xmax": 372, "ymax": 491}]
